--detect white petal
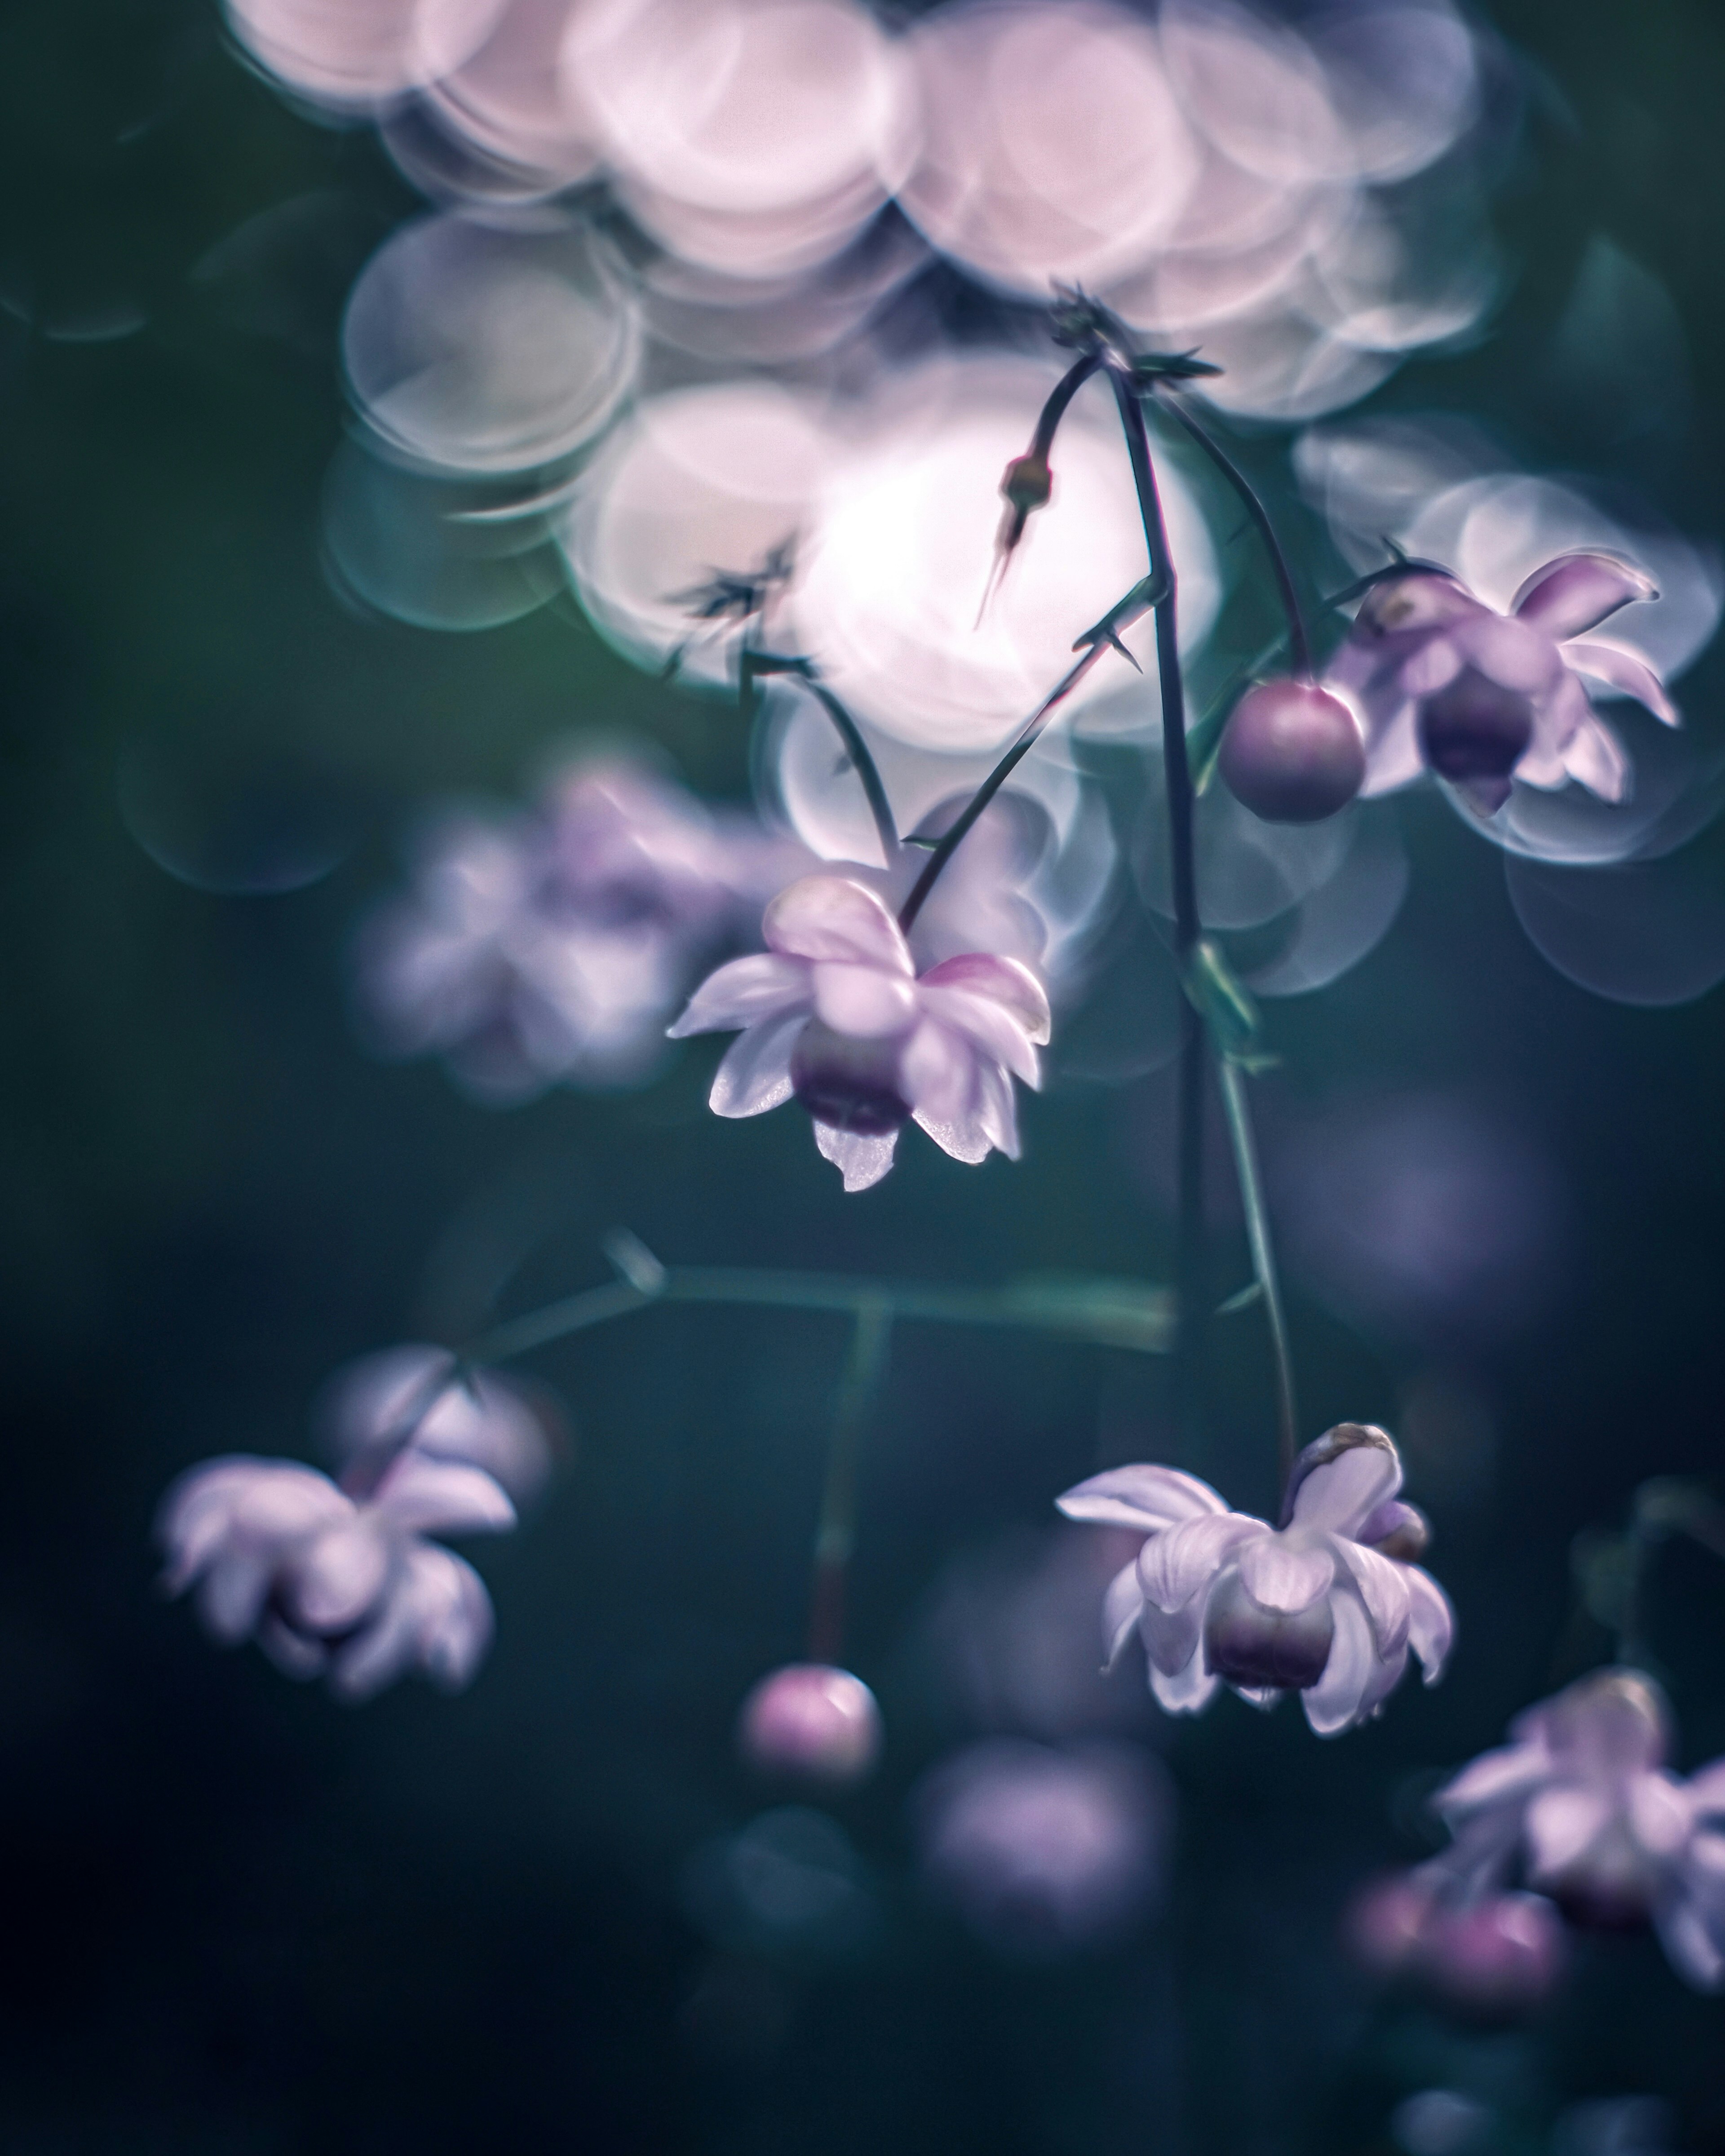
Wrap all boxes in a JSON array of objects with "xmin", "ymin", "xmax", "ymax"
[
  {"xmin": 917, "ymin": 985, "xmax": 1040, "ymax": 1088},
  {"xmin": 668, "ymin": 953, "xmax": 809, "ymax": 1037},
  {"xmin": 256, "ymin": 1611, "xmax": 327, "ymax": 1680},
  {"xmin": 764, "ymin": 875, "xmax": 912, "ymax": 969},
  {"xmin": 1291, "ymin": 1441, "xmax": 1402, "ymax": 1536},
  {"xmin": 1628, "ymin": 1770, "xmax": 1695, "ymax": 1860},
  {"xmin": 811, "ymin": 961, "xmax": 917, "ymax": 1037},
  {"xmin": 1102, "ymin": 1558, "xmax": 1144, "ymax": 1669},
  {"xmin": 1399, "ymin": 634, "xmax": 1464, "ymax": 698},
  {"xmin": 1237, "ymin": 1534, "xmax": 1336, "ymax": 1614},
  {"xmin": 1513, "ymin": 552, "xmax": 1659, "ymax": 640},
  {"xmin": 813, "ymin": 1122, "xmax": 899, "ymax": 1191},
  {"xmin": 330, "ymin": 1544, "xmax": 494, "ymax": 1701},
  {"xmin": 913, "ymin": 1100, "xmax": 994, "ymax": 1166},
  {"xmin": 1055, "ymin": 1464, "xmax": 1229, "ymax": 1532},
  {"xmin": 287, "ymin": 1521, "xmax": 393, "ymax": 1632},
  {"xmin": 899, "ymin": 1018, "xmax": 974, "ymax": 1126},
  {"xmin": 918, "ymin": 953, "xmax": 1051, "ymax": 1044},
  {"xmin": 1559, "ymin": 707, "xmax": 1630, "ymax": 802},
  {"xmin": 1140, "ymin": 1513, "xmax": 1266, "ymax": 1613},
  {"xmin": 709, "ymin": 1013, "xmax": 804, "ymax": 1118},
  {"xmin": 975, "ymin": 1059, "xmax": 1021, "ymax": 1158},
  {"xmin": 1301, "ymin": 1590, "xmax": 1379, "ymax": 1737},
  {"xmin": 1563, "ymin": 637, "xmax": 1679, "ymax": 725},
  {"xmin": 1358, "ymin": 700, "xmax": 1424, "ymax": 796},
  {"xmin": 1140, "ymin": 1590, "xmax": 1205, "ymax": 1678},
  {"xmin": 1525, "ymin": 1785, "xmax": 1613, "ymax": 1879},
  {"xmin": 1404, "ymin": 1565, "xmax": 1456, "ymax": 1682},
  {"xmin": 372, "ymin": 1456, "xmax": 516, "ymax": 1538},
  {"xmin": 1148, "ymin": 1638, "xmax": 1221, "ymax": 1715},
  {"xmin": 1334, "ymin": 1540, "xmax": 1413, "ymax": 1658}
]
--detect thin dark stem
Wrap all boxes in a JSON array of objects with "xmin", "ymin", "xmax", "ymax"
[
  {"xmin": 1154, "ymin": 391, "xmax": 1312, "ymax": 679},
  {"xmin": 1032, "ymin": 353, "xmax": 1102, "ymax": 458},
  {"xmin": 1107, "ymin": 365, "xmax": 1206, "ymax": 1434},
  {"xmin": 807, "ymin": 1298, "xmax": 892, "ymax": 1664},
  {"xmin": 1217, "ymin": 1059, "xmax": 1298, "ymax": 1488},
  {"xmin": 743, "ymin": 652, "xmax": 900, "ymax": 868}
]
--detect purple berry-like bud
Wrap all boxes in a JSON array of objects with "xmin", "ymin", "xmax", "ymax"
[
  {"xmin": 737, "ymin": 1664, "xmax": 883, "ymax": 1786},
  {"xmin": 1218, "ymin": 680, "xmax": 1366, "ymax": 824},
  {"xmin": 1416, "ymin": 668, "xmax": 1533, "ymax": 810},
  {"xmin": 1427, "ymin": 1893, "xmax": 1566, "ymax": 2012}
]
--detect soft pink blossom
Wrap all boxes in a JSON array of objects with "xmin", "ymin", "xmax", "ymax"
[
  {"xmin": 1347, "ymin": 1872, "xmax": 1566, "ymax": 2013},
  {"xmin": 158, "ymin": 1450, "xmax": 514, "ymax": 1701},
  {"xmin": 1326, "ymin": 553, "xmax": 1673, "ymax": 815},
  {"xmin": 668, "ymin": 873, "xmax": 1051, "ymax": 1191},
  {"xmin": 321, "ymin": 1344, "xmax": 554, "ymax": 1505},
  {"xmin": 1057, "ymin": 1423, "xmax": 1453, "ymax": 1735}
]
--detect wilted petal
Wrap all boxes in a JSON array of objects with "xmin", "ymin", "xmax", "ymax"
[
  {"xmin": 811, "ymin": 961, "xmax": 918, "ymax": 1037},
  {"xmin": 1560, "ymin": 709, "xmax": 1631, "ymax": 802},
  {"xmin": 765, "ymin": 876, "xmax": 912, "ymax": 970},
  {"xmin": 1404, "ymin": 1566, "xmax": 1455, "ymax": 1682},
  {"xmin": 709, "ymin": 1013, "xmax": 804, "ymax": 1118},
  {"xmin": 918, "ymin": 983, "xmax": 1040, "ymax": 1087},
  {"xmin": 1301, "ymin": 1589, "xmax": 1379, "ymax": 1737},
  {"xmin": 1140, "ymin": 1513, "xmax": 1265, "ymax": 1614},
  {"xmin": 1525, "ymin": 1786, "xmax": 1613, "ymax": 1879},
  {"xmin": 1102, "ymin": 1558, "xmax": 1144, "ymax": 1669},
  {"xmin": 668, "ymin": 952, "xmax": 809, "ymax": 1037},
  {"xmin": 1628, "ymin": 1770, "xmax": 1695, "ymax": 1861},
  {"xmin": 288, "ymin": 1519, "xmax": 393, "ymax": 1632},
  {"xmin": 1513, "ymin": 553, "xmax": 1659, "ymax": 640},
  {"xmin": 1236, "ymin": 1533, "xmax": 1335, "ymax": 1614},
  {"xmin": 1563, "ymin": 637, "xmax": 1679, "ymax": 726},
  {"xmin": 1333, "ymin": 1539, "xmax": 1412, "ymax": 1658},
  {"xmin": 372, "ymin": 1456, "xmax": 516, "ymax": 1538},
  {"xmin": 813, "ymin": 1121, "xmax": 898, "ymax": 1191},
  {"xmin": 1055, "ymin": 1464, "xmax": 1228, "ymax": 1533},
  {"xmin": 919, "ymin": 954, "xmax": 1052, "ymax": 1045},
  {"xmin": 1289, "ymin": 1435, "xmax": 1401, "ymax": 1536}
]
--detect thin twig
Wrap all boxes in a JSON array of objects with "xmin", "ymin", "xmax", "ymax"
[
  {"xmin": 1216, "ymin": 1058, "xmax": 1298, "ymax": 1489},
  {"xmin": 743, "ymin": 654, "xmax": 900, "ymax": 867}
]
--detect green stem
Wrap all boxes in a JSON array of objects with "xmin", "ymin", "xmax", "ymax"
[
  {"xmin": 1216, "ymin": 1058, "xmax": 1298, "ymax": 1489},
  {"xmin": 807, "ymin": 1299, "xmax": 893, "ymax": 1664}
]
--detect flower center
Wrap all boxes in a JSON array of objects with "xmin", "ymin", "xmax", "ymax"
[
  {"xmin": 1203, "ymin": 1570, "xmax": 1336, "ymax": 1691},
  {"xmin": 1417, "ymin": 667, "xmax": 1535, "ymax": 797},
  {"xmin": 791, "ymin": 1020, "xmax": 910, "ymax": 1137}
]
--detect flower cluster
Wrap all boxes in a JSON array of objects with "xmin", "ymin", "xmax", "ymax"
[{"xmin": 1057, "ymin": 1423, "xmax": 1453, "ymax": 1735}]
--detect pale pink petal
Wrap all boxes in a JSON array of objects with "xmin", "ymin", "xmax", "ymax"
[
  {"xmin": 1290, "ymin": 1442, "xmax": 1401, "ymax": 1536},
  {"xmin": 1148, "ymin": 1643, "xmax": 1221, "ymax": 1716},
  {"xmin": 1563, "ymin": 637, "xmax": 1679, "ymax": 725},
  {"xmin": 1333, "ymin": 1539, "xmax": 1413, "ymax": 1658},
  {"xmin": 227, "ymin": 1464, "xmax": 354, "ymax": 1545},
  {"xmin": 919, "ymin": 954, "xmax": 1052, "ymax": 1045},
  {"xmin": 372, "ymin": 1456, "xmax": 516, "ymax": 1537},
  {"xmin": 195, "ymin": 1553, "xmax": 275, "ymax": 1643},
  {"xmin": 1685, "ymin": 1759, "xmax": 1725, "ymax": 1820},
  {"xmin": 1354, "ymin": 1641, "xmax": 1411, "ymax": 1726},
  {"xmin": 1055, "ymin": 1464, "xmax": 1229, "ymax": 1532},
  {"xmin": 1300, "ymin": 1589, "xmax": 1379, "ymax": 1737},
  {"xmin": 330, "ymin": 1545, "xmax": 494, "ymax": 1702},
  {"xmin": 1560, "ymin": 709, "xmax": 1631, "ymax": 801},
  {"xmin": 1236, "ymin": 1533, "xmax": 1336, "ymax": 1614},
  {"xmin": 288, "ymin": 1518, "xmax": 394, "ymax": 1632},
  {"xmin": 1359, "ymin": 701, "xmax": 1424, "ymax": 795},
  {"xmin": 764, "ymin": 875, "xmax": 912, "ymax": 970},
  {"xmin": 1435, "ymin": 1741, "xmax": 1548, "ymax": 1819},
  {"xmin": 1139, "ymin": 1512, "xmax": 1265, "ymax": 1613},
  {"xmin": 1102, "ymin": 1558, "xmax": 1144, "ymax": 1669},
  {"xmin": 1628, "ymin": 1770, "xmax": 1695, "ymax": 1860},
  {"xmin": 1525, "ymin": 1786, "xmax": 1613, "ymax": 1880},
  {"xmin": 1513, "ymin": 552, "xmax": 1659, "ymax": 639},
  {"xmin": 913, "ymin": 1100, "xmax": 994, "ymax": 1166},
  {"xmin": 974, "ymin": 1059, "xmax": 1021, "ymax": 1158},
  {"xmin": 1449, "ymin": 612, "xmax": 1565, "ymax": 694},
  {"xmin": 668, "ymin": 952, "xmax": 809, "ymax": 1038},
  {"xmin": 1404, "ymin": 1566, "xmax": 1456, "ymax": 1682},
  {"xmin": 813, "ymin": 1121, "xmax": 898, "ymax": 1191},
  {"xmin": 917, "ymin": 984, "xmax": 1041, "ymax": 1087},
  {"xmin": 709, "ymin": 1013, "xmax": 804, "ymax": 1118},
  {"xmin": 1652, "ymin": 1893, "xmax": 1725, "ymax": 1992},
  {"xmin": 899, "ymin": 1018, "xmax": 975, "ymax": 1125},
  {"xmin": 1140, "ymin": 1590, "xmax": 1205, "ymax": 1678},
  {"xmin": 810, "ymin": 961, "xmax": 918, "ymax": 1037},
  {"xmin": 1399, "ymin": 634, "xmax": 1464, "ymax": 699}
]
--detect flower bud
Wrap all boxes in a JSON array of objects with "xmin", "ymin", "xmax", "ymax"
[
  {"xmin": 1000, "ymin": 452, "xmax": 1053, "ymax": 515},
  {"xmin": 1218, "ymin": 680, "xmax": 1365, "ymax": 823},
  {"xmin": 1426, "ymin": 1893, "xmax": 1566, "ymax": 2012},
  {"xmin": 737, "ymin": 1663, "xmax": 883, "ymax": 1786}
]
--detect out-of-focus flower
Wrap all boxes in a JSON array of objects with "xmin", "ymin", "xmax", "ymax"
[
  {"xmin": 737, "ymin": 1663, "xmax": 883, "ymax": 1784},
  {"xmin": 319, "ymin": 1343, "xmax": 556, "ymax": 1506},
  {"xmin": 158, "ymin": 1450, "xmax": 515, "ymax": 1700},
  {"xmin": 913, "ymin": 1738, "xmax": 1170, "ymax": 1956},
  {"xmin": 1421, "ymin": 1667, "xmax": 1725, "ymax": 1990},
  {"xmin": 1327, "ymin": 555, "xmax": 1673, "ymax": 816},
  {"xmin": 669, "ymin": 872, "xmax": 1050, "ymax": 1191},
  {"xmin": 1347, "ymin": 1871, "xmax": 1566, "ymax": 2014},
  {"xmin": 1218, "ymin": 677, "xmax": 1367, "ymax": 823},
  {"xmin": 1057, "ymin": 1423, "xmax": 1453, "ymax": 1735},
  {"xmin": 355, "ymin": 758, "xmax": 805, "ymax": 1102}
]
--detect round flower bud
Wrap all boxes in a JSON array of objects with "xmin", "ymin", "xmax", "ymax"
[
  {"xmin": 1426, "ymin": 1893, "xmax": 1566, "ymax": 2012},
  {"xmin": 737, "ymin": 1663, "xmax": 883, "ymax": 1786},
  {"xmin": 1000, "ymin": 451, "xmax": 1053, "ymax": 514},
  {"xmin": 1218, "ymin": 680, "xmax": 1366, "ymax": 823}
]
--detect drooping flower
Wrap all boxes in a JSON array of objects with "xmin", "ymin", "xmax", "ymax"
[
  {"xmin": 668, "ymin": 873, "xmax": 1051, "ymax": 1191},
  {"xmin": 158, "ymin": 1450, "xmax": 515, "ymax": 1701},
  {"xmin": 1326, "ymin": 553, "xmax": 1673, "ymax": 815},
  {"xmin": 1056, "ymin": 1423, "xmax": 1454, "ymax": 1735},
  {"xmin": 320, "ymin": 1344, "xmax": 555, "ymax": 1506},
  {"xmin": 1420, "ymin": 1667, "xmax": 1725, "ymax": 1990}
]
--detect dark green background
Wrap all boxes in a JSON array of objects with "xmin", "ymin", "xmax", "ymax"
[{"xmin": 3, "ymin": 0, "xmax": 1725, "ymax": 2148}]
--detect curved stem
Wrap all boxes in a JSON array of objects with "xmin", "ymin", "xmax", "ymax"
[
  {"xmin": 1216, "ymin": 1060, "xmax": 1298, "ymax": 1487},
  {"xmin": 1107, "ymin": 364, "xmax": 1207, "ymax": 1436},
  {"xmin": 1154, "ymin": 391, "xmax": 1312, "ymax": 679},
  {"xmin": 744, "ymin": 653, "xmax": 900, "ymax": 868},
  {"xmin": 1032, "ymin": 352, "xmax": 1102, "ymax": 458},
  {"xmin": 807, "ymin": 1298, "xmax": 892, "ymax": 1664}
]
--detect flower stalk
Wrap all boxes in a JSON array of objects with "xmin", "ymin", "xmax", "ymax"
[{"xmin": 807, "ymin": 1297, "xmax": 892, "ymax": 1664}]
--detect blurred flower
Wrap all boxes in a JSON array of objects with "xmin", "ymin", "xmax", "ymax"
[
  {"xmin": 319, "ymin": 1343, "xmax": 555, "ymax": 1506},
  {"xmin": 1327, "ymin": 555, "xmax": 1672, "ymax": 816},
  {"xmin": 913, "ymin": 1738, "xmax": 1170, "ymax": 1956},
  {"xmin": 1347, "ymin": 1871, "xmax": 1566, "ymax": 2014},
  {"xmin": 355, "ymin": 758, "xmax": 805, "ymax": 1102},
  {"xmin": 669, "ymin": 872, "xmax": 1050, "ymax": 1191},
  {"xmin": 1057, "ymin": 1423, "xmax": 1453, "ymax": 1734},
  {"xmin": 158, "ymin": 1451, "xmax": 515, "ymax": 1700},
  {"xmin": 737, "ymin": 1663, "xmax": 883, "ymax": 1784},
  {"xmin": 1422, "ymin": 1667, "xmax": 1725, "ymax": 1989}
]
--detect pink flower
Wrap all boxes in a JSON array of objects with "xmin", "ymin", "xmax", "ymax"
[
  {"xmin": 320, "ymin": 1344, "xmax": 555, "ymax": 1505},
  {"xmin": 1326, "ymin": 553, "xmax": 1673, "ymax": 815},
  {"xmin": 1347, "ymin": 1872, "xmax": 1566, "ymax": 2014},
  {"xmin": 1425, "ymin": 1667, "xmax": 1725, "ymax": 1989},
  {"xmin": 158, "ymin": 1450, "xmax": 515, "ymax": 1701},
  {"xmin": 668, "ymin": 873, "xmax": 1051, "ymax": 1191},
  {"xmin": 1057, "ymin": 1423, "xmax": 1454, "ymax": 1735}
]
